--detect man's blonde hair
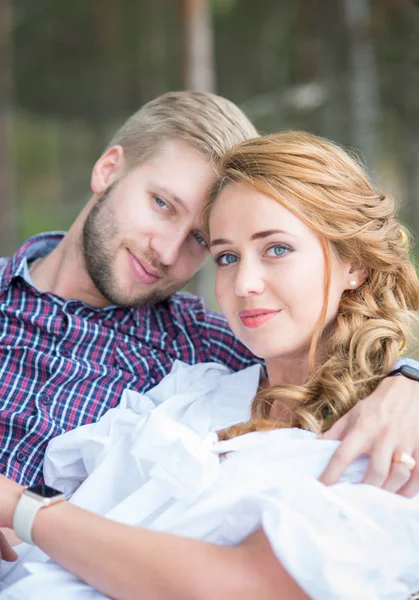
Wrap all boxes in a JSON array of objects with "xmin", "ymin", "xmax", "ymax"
[{"xmin": 108, "ymin": 90, "xmax": 258, "ymax": 169}]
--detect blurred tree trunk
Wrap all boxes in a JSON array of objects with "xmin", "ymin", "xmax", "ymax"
[
  {"xmin": 296, "ymin": 0, "xmax": 317, "ymax": 83},
  {"xmin": 0, "ymin": 0, "xmax": 17, "ymax": 255},
  {"xmin": 398, "ymin": 1, "xmax": 419, "ymax": 228},
  {"xmin": 344, "ymin": 0, "xmax": 380, "ymax": 175},
  {"xmin": 180, "ymin": 0, "xmax": 215, "ymax": 92},
  {"xmin": 94, "ymin": 0, "xmax": 124, "ymax": 148},
  {"xmin": 180, "ymin": 0, "xmax": 216, "ymax": 303},
  {"xmin": 136, "ymin": 0, "xmax": 172, "ymax": 100},
  {"xmin": 316, "ymin": 0, "xmax": 351, "ymax": 143}
]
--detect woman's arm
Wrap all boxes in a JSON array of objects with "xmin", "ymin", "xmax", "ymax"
[{"xmin": 2, "ymin": 477, "xmax": 308, "ymax": 600}]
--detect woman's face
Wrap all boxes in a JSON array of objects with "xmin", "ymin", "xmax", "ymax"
[{"xmin": 209, "ymin": 183, "xmax": 353, "ymax": 361}]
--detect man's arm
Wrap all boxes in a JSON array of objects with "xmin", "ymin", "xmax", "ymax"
[
  {"xmin": 0, "ymin": 257, "xmax": 9, "ymax": 280},
  {"xmin": 320, "ymin": 370, "xmax": 419, "ymax": 496}
]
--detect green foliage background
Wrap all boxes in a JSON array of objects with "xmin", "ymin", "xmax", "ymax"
[{"xmin": 4, "ymin": 0, "xmax": 419, "ymax": 355}]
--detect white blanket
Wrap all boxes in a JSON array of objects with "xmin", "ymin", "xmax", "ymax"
[{"xmin": 1, "ymin": 361, "xmax": 418, "ymax": 600}]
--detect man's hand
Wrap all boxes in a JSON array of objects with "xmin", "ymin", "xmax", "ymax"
[{"xmin": 319, "ymin": 375, "xmax": 419, "ymax": 497}]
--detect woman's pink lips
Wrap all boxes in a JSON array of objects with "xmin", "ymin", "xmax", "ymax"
[
  {"xmin": 239, "ymin": 309, "xmax": 281, "ymax": 329},
  {"xmin": 127, "ymin": 250, "xmax": 161, "ymax": 285}
]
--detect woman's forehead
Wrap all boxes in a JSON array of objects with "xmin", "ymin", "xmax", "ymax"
[{"xmin": 208, "ymin": 183, "xmax": 310, "ymax": 240}]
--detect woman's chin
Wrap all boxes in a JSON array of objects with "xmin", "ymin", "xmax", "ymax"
[
  {"xmin": 245, "ymin": 344, "xmax": 280, "ymax": 361},
  {"xmin": 251, "ymin": 342, "xmax": 311, "ymax": 364}
]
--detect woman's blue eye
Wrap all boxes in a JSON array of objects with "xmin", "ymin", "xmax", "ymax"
[
  {"xmin": 216, "ymin": 253, "xmax": 238, "ymax": 266},
  {"xmin": 155, "ymin": 197, "xmax": 168, "ymax": 210},
  {"xmin": 267, "ymin": 244, "xmax": 289, "ymax": 257},
  {"xmin": 193, "ymin": 232, "xmax": 207, "ymax": 247}
]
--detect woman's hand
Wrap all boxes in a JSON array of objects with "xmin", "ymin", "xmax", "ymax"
[
  {"xmin": 319, "ymin": 375, "xmax": 419, "ymax": 497},
  {"xmin": 0, "ymin": 529, "xmax": 18, "ymax": 562}
]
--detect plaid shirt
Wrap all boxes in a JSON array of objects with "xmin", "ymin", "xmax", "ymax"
[{"xmin": 0, "ymin": 233, "xmax": 257, "ymax": 485}]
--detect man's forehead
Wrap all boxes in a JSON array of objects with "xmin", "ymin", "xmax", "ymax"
[{"xmin": 149, "ymin": 138, "xmax": 210, "ymax": 166}]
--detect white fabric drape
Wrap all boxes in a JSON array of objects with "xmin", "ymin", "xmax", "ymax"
[{"xmin": 1, "ymin": 361, "xmax": 418, "ymax": 600}]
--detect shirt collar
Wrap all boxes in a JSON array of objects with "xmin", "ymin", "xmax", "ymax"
[
  {"xmin": 0, "ymin": 232, "xmax": 65, "ymax": 292},
  {"xmin": 0, "ymin": 232, "xmax": 187, "ymax": 331}
]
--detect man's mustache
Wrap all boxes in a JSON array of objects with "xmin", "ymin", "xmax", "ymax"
[{"xmin": 126, "ymin": 245, "xmax": 169, "ymax": 277}]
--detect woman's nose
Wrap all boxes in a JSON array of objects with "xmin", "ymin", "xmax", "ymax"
[{"xmin": 234, "ymin": 260, "xmax": 265, "ymax": 297}]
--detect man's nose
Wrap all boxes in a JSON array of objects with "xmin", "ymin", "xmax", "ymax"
[
  {"xmin": 150, "ymin": 230, "xmax": 188, "ymax": 267},
  {"xmin": 234, "ymin": 259, "xmax": 265, "ymax": 297}
]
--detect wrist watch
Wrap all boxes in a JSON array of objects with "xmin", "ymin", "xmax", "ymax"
[
  {"xmin": 13, "ymin": 483, "xmax": 65, "ymax": 545},
  {"xmin": 387, "ymin": 364, "xmax": 419, "ymax": 381}
]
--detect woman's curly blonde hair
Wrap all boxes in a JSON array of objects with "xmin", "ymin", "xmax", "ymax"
[{"xmin": 205, "ymin": 131, "xmax": 419, "ymax": 440}]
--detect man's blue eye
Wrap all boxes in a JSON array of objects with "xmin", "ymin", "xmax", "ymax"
[
  {"xmin": 193, "ymin": 233, "xmax": 207, "ymax": 247},
  {"xmin": 155, "ymin": 197, "xmax": 168, "ymax": 209},
  {"xmin": 267, "ymin": 244, "xmax": 288, "ymax": 257},
  {"xmin": 217, "ymin": 253, "xmax": 238, "ymax": 266}
]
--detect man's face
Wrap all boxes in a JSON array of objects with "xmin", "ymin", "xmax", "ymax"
[{"xmin": 82, "ymin": 140, "xmax": 214, "ymax": 307}]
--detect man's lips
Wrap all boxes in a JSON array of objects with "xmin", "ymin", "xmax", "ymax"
[
  {"xmin": 239, "ymin": 308, "xmax": 281, "ymax": 329},
  {"xmin": 127, "ymin": 249, "xmax": 161, "ymax": 285}
]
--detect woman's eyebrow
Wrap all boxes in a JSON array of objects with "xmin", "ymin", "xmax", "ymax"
[
  {"xmin": 210, "ymin": 229, "xmax": 293, "ymax": 247},
  {"xmin": 210, "ymin": 238, "xmax": 231, "ymax": 247},
  {"xmin": 250, "ymin": 229, "xmax": 289, "ymax": 240}
]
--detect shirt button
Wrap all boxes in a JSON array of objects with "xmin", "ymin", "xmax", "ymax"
[
  {"xmin": 61, "ymin": 346, "xmax": 71, "ymax": 358},
  {"xmin": 40, "ymin": 393, "xmax": 51, "ymax": 405},
  {"xmin": 16, "ymin": 451, "xmax": 27, "ymax": 463},
  {"xmin": 64, "ymin": 301, "xmax": 75, "ymax": 314}
]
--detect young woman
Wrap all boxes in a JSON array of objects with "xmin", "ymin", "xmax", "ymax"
[{"xmin": 0, "ymin": 131, "xmax": 419, "ymax": 600}]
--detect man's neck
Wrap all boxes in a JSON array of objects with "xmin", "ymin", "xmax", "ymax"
[{"xmin": 30, "ymin": 215, "xmax": 111, "ymax": 309}]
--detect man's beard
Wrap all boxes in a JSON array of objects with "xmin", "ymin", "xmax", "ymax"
[{"xmin": 82, "ymin": 184, "xmax": 185, "ymax": 308}]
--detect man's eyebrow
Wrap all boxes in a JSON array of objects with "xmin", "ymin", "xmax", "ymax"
[{"xmin": 210, "ymin": 229, "xmax": 292, "ymax": 247}]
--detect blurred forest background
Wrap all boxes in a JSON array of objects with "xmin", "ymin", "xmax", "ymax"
[{"xmin": 1, "ymin": 0, "xmax": 419, "ymax": 318}]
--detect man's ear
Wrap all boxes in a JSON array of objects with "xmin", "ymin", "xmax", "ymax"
[{"xmin": 90, "ymin": 145, "xmax": 125, "ymax": 195}]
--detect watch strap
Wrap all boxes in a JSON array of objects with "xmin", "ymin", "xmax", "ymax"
[
  {"xmin": 13, "ymin": 493, "xmax": 41, "ymax": 544},
  {"xmin": 387, "ymin": 364, "xmax": 419, "ymax": 381}
]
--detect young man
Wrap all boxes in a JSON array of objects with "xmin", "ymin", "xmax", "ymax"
[
  {"xmin": 1, "ymin": 90, "xmax": 419, "ymax": 497},
  {"xmin": 0, "ymin": 91, "xmax": 258, "ymax": 485}
]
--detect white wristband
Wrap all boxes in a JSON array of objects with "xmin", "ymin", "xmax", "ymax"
[
  {"xmin": 13, "ymin": 486, "xmax": 65, "ymax": 545},
  {"xmin": 13, "ymin": 493, "xmax": 42, "ymax": 544}
]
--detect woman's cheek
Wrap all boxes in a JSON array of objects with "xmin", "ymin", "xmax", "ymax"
[
  {"xmin": 215, "ymin": 285, "xmax": 232, "ymax": 316},
  {"xmin": 215, "ymin": 290, "xmax": 227, "ymax": 311}
]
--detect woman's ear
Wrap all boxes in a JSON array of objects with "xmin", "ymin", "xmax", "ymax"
[
  {"xmin": 90, "ymin": 145, "xmax": 125, "ymax": 195},
  {"xmin": 345, "ymin": 262, "xmax": 368, "ymax": 291}
]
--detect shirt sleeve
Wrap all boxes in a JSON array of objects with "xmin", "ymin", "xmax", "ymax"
[{"xmin": 394, "ymin": 356, "xmax": 419, "ymax": 370}]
